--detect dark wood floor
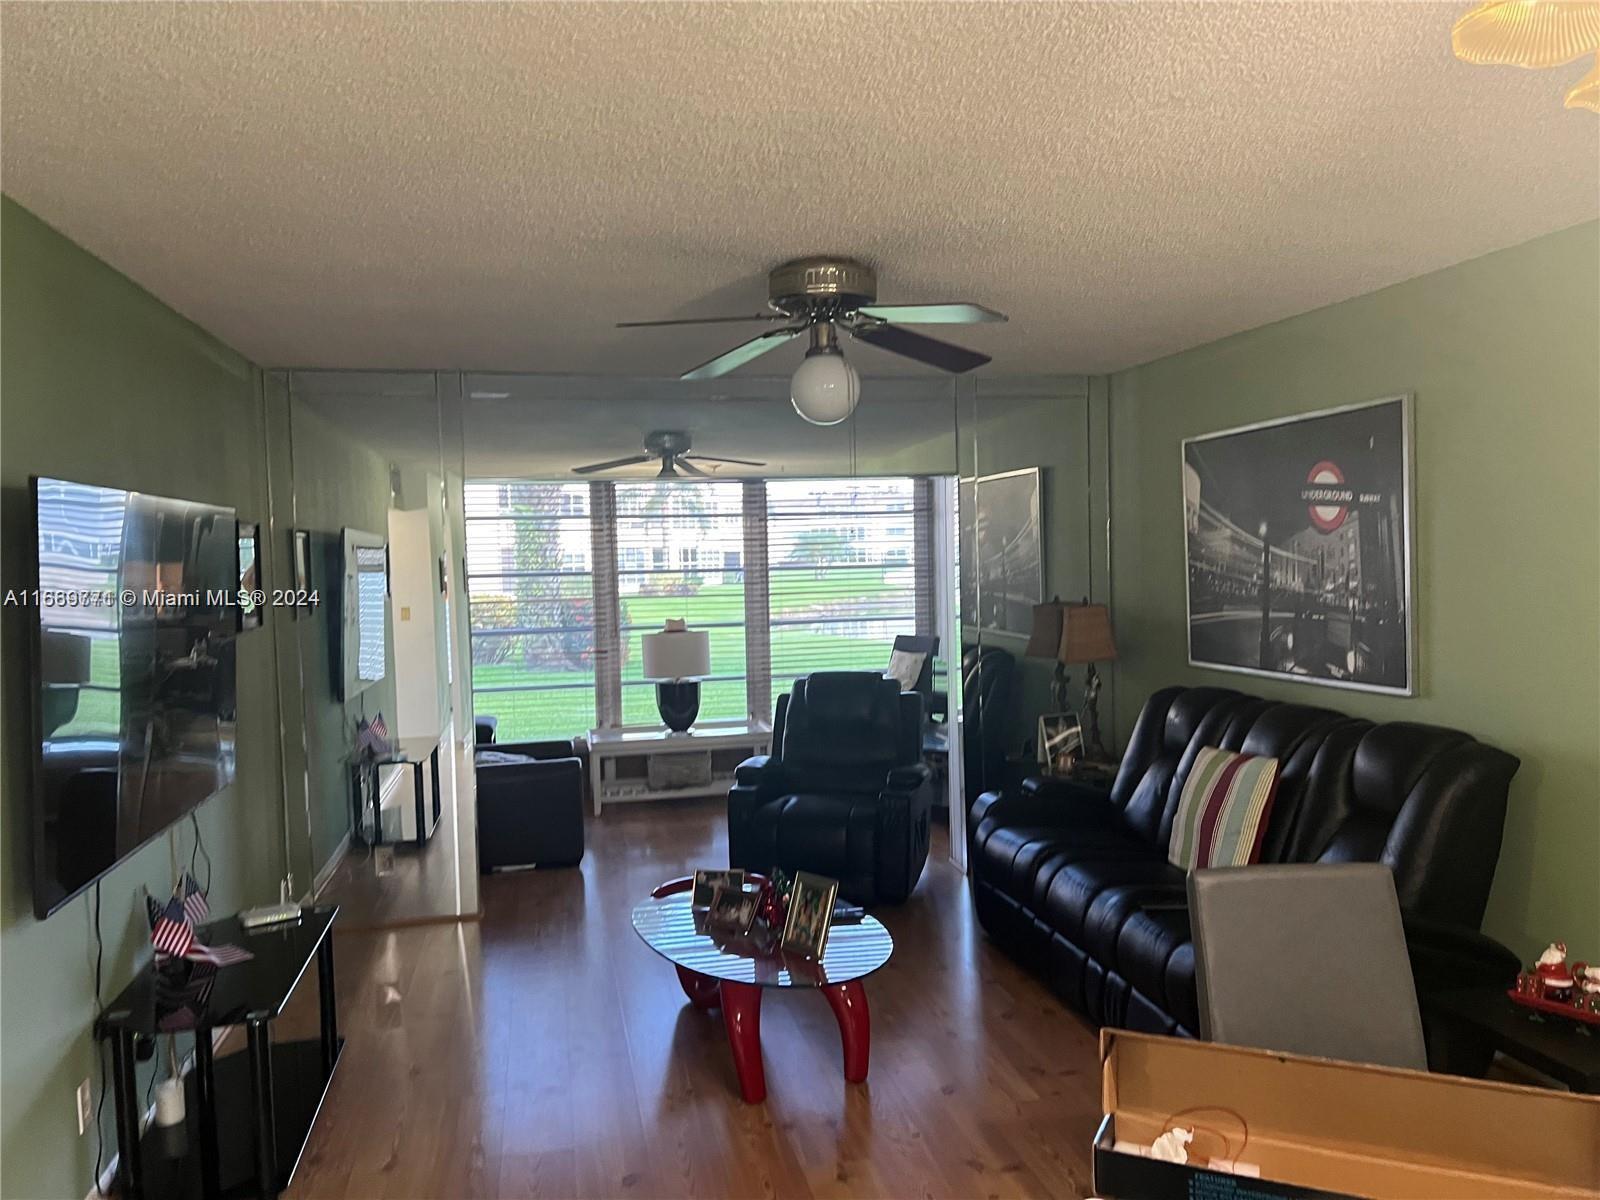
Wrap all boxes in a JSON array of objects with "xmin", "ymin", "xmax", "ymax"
[{"xmin": 285, "ymin": 796, "xmax": 1103, "ymax": 1199}]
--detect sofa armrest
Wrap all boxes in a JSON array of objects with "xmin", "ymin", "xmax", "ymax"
[
  {"xmin": 734, "ymin": 754, "xmax": 782, "ymax": 789},
  {"xmin": 1402, "ymin": 912, "xmax": 1521, "ymax": 994},
  {"xmin": 1020, "ymin": 774, "xmax": 1117, "ymax": 807},
  {"xmin": 885, "ymin": 762, "xmax": 931, "ymax": 793}
]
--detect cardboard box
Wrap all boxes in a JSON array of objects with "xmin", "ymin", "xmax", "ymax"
[{"xmin": 1094, "ymin": 1029, "xmax": 1600, "ymax": 1199}]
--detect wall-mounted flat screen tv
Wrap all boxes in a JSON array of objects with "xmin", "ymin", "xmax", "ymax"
[{"xmin": 30, "ymin": 477, "xmax": 239, "ymax": 918}]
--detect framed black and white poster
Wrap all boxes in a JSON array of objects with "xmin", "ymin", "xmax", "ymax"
[
  {"xmin": 959, "ymin": 467, "xmax": 1044, "ymax": 635},
  {"xmin": 1182, "ymin": 396, "xmax": 1414, "ymax": 695}
]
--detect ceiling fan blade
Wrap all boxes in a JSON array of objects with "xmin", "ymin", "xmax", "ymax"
[
  {"xmin": 855, "ymin": 303, "xmax": 1008, "ymax": 325},
  {"xmin": 847, "ymin": 322, "xmax": 992, "ymax": 373},
  {"xmin": 681, "ymin": 326, "xmax": 806, "ymax": 381},
  {"xmin": 675, "ymin": 458, "xmax": 710, "ymax": 477},
  {"xmin": 684, "ymin": 453, "xmax": 768, "ymax": 468},
  {"xmin": 572, "ymin": 454, "xmax": 653, "ymax": 475},
  {"xmin": 616, "ymin": 314, "xmax": 789, "ymax": 328}
]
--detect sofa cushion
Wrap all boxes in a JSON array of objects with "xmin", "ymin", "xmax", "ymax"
[
  {"xmin": 1116, "ymin": 905, "xmax": 1192, "ymax": 1014},
  {"xmin": 980, "ymin": 825, "xmax": 1156, "ymax": 909},
  {"xmin": 1042, "ymin": 858, "xmax": 1179, "ymax": 946},
  {"xmin": 1167, "ymin": 747, "xmax": 1281, "ymax": 869},
  {"xmin": 752, "ymin": 794, "xmax": 876, "ymax": 883}
]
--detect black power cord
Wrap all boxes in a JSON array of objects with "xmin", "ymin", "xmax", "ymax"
[
  {"xmin": 90, "ymin": 881, "xmax": 109, "ymax": 1197},
  {"xmin": 189, "ymin": 811, "xmax": 212, "ymax": 894}
]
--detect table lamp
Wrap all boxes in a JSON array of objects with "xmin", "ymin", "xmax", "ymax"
[
  {"xmin": 641, "ymin": 619, "xmax": 711, "ymax": 732},
  {"xmin": 1025, "ymin": 600, "xmax": 1074, "ymax": 712},
  {"xmin": 1058, "ymin": 601, "xmax": 1118, "ymax": 763}
]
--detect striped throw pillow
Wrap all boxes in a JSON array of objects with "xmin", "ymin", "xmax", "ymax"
[{"xmin": 1168, "ymin": 746, "xmax": 1281, "ymax": 870}]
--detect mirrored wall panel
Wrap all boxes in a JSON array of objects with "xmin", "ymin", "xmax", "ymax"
[
  {"xmin": 267, "ymin": 370, "xmax": 471, "ymax": 926},
  {"xmin": 957, "ymin": 376, "xmax": 1114, "ymax": 855}
]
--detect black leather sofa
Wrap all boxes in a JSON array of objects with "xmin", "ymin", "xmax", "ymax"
[
  {"xmin": 475, "ymin": 739, "xmax": 586, "ymax": 871},
  {"xmin": 729, "ymin": 673, "xmax": 933, "ymax": 905},
  {"xmin": 970, "ymin": 686, "xmax": 1520, "ymax": 1037}
]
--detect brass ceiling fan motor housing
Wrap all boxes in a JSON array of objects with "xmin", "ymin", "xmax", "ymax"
[{"xmin": 768, "ymin": 257, "xmax": 878, "ymax": 319}]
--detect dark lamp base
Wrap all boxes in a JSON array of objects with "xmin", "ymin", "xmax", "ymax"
[{"xmin": 656, "ymin": 681, "xmax": 701, "ymax": 732}]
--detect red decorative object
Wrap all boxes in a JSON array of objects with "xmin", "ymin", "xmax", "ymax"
[
  {"xmin": 1509, "ymin": 943, "xmax": 1600, "ymax": 1025},
  {"xmin": 1507, "ymin": 985, "xmax": 1600, "ymax": 1026}
]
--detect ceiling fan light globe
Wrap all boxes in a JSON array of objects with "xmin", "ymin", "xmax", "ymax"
[{"xmin": 790, "ymin": 348, "xmax": 860, "ymax": 426}]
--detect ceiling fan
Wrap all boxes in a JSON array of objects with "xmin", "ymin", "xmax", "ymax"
[
  {"xmin": 617, "ymin": 257, "xmax": 1006, "ymax": 426},
  {"xmin": 572, "ymin": 430, "xmax": 766, "ymax": 478}
]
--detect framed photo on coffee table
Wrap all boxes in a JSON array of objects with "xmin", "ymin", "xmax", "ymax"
[
  {"xmin": 692, "ymin": 868, "xmax": 745, "ymax": 909},
  {"xmin": 706, "ymin": 883, "xmax": 759, "ymax": 935},
  {"xmin": 781, "ymin": 872, "xmax": 839, "ymax": 960}
]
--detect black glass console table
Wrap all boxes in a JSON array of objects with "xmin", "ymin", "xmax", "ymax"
[{"xmin": 95, "ymin": 906, "xmax": 342, "ymax": 1200}]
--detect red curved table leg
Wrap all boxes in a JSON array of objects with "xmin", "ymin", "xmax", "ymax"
[
  {"xmin": 824, "ymin": 980, "xmax": 870, "ymax": 1083},
  {"xmin": 674, "ymin": 964, "xmax": 721, "ymax": 1010},
  {"xmin": 719, "ymin": 980, "xmax": 766, "ymax": 1103}
]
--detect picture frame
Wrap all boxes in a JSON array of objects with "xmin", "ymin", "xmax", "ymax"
[
  {"xmin": 959, "ymin": 467, "xmax": 1044, "ymax": 636},
  {"xmin": 692, "ymin": 868, "xmax": 745, "ymax": 909},
  {"xmin": 1037, "ymin": 711, "xmax": 1083, "ymax": 774},
  {"xmin": 291, "ymin": 528, "xmax": 312, "ymax": 619},
  {"xmin": 1181, "ymin": 396, "xmax": 1415, "ymax": 695},
  {"xmin": 705, "ymin": 882, "xmax": 760, "ymax": 935},
  {"xmin": 236, "ymin": 520, "xmax": 262, "ymax": 631},
  {"xmin": 780, "ymin": 871, "xmax": 839, "ymax": 961}
]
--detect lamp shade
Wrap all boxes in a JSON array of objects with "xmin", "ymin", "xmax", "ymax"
[
  {"xmin": 1452, "ymin": 1, "xmax": 1600, "ymax": 68},
  {"xmin": 1058, "ymin": 603, "xmax": 1117, "ymax": 665},
  {"xmin": 1024, "ymin": 601, "xmax": 1067, "ymax": 659},
  {"xmin": 641, "ymin": 620, "xmax": 710, "ymax": 680}
]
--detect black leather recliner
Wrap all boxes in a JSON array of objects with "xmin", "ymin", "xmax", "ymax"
[
  {"xmin": 970, "ymin": 686, "xmax": 1520, "ymax": 1038},
  {"xmin": 729, "ymin": 672, "xmax": 933, "ymax": 905}
]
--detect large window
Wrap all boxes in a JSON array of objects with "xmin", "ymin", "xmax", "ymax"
[
  {"xmin": 465, "ymin": 481, "xmax": 595, "ymax": 742},
  {"xmin": 613, "ymin": 481, "xmax": 748, "ymax": 725},
  {"xmin": 766, "ymin": 479, "xmax": 922, "ymax": 708},
  {"xmin": 466, "ymin": 476, "xmax": 930, "ymax": 740}
]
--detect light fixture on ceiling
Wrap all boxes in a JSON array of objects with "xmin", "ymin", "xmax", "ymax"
[
  {"xmin": 1452, "ymin": 1, "xmax": 1600, "ymax": 67},
  {"xmin": 1566, "ymin": 52, "xmax": 1600, "ymax": 107},
  {"xmin": 790, "ymin": 323, "xmax": 860, "ymax": 426},
  {"xmin": 616, "ymin": 257, "xmax": 1004, "ymax": 425}
]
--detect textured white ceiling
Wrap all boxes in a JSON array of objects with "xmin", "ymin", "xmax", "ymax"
[{"xmin": 3, "ymin": 2, "xmax": 1596, "ymax": 376}]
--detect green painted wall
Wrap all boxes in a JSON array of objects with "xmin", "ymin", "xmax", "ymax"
[
  {"xmin": 0, "ymin": 198, "xmax": 287, "ymax": 1200},
  {"xmin": 1108, "ymin": 221, "xmax": 1600, "ymax": 958}
]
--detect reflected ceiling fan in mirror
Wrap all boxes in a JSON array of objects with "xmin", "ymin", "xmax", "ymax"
[
  {"xmin": 617, "ymin": 257, "xmax": 1006, "ymax": 426},
  {"xmin": 572, "ymin": 430, "xmax": 766, "ymax": 478}
]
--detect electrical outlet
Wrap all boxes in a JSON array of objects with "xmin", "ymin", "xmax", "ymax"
[{"xmin": 75, "ymin": 1077, "xmax": 92, "ymax": 1136}]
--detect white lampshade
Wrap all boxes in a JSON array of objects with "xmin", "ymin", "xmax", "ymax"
[
  {"xmin": 641, "ymin": 621, "xmax": 710, "ymax": 680},
  {"xmin": 790, "ymin": 347, "xmax": 860, "ymax": 426}
]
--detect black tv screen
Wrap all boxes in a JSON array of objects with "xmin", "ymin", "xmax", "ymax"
[{"xmin": 31, "ymin": 477, "xmax": 239, "ymax": 918}]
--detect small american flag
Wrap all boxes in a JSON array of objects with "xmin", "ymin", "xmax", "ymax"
[
  {"xmin": 181, "ymin": 871, "xmax": 209, "ymax": 924},
  {"xmin": 357, "ymin": 712, "xmax": 391, "ymax": 757},
  {"xmin": 151, "ymin": 896, "xmax": 194, "ymax": 959}
]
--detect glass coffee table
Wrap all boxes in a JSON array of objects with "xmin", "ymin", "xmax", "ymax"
[{"xmin": 631, "ymin": 878, "xmax": 894, "ymax": 1103}]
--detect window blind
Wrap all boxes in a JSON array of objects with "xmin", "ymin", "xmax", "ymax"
[
  {"xmin": 763, "ymin": 479, "xmax": 928, "ymax": 712},
  {"xmin": 612, "ymin": 480, "xmax": 748, "ymax": 726},
  {"xmin": 464, "ymin": 481, "xmax": 596, "ymax": 742},
  {"xmin": 465, "ymin": 475, "xmax": 934, "ymax": 738}
]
